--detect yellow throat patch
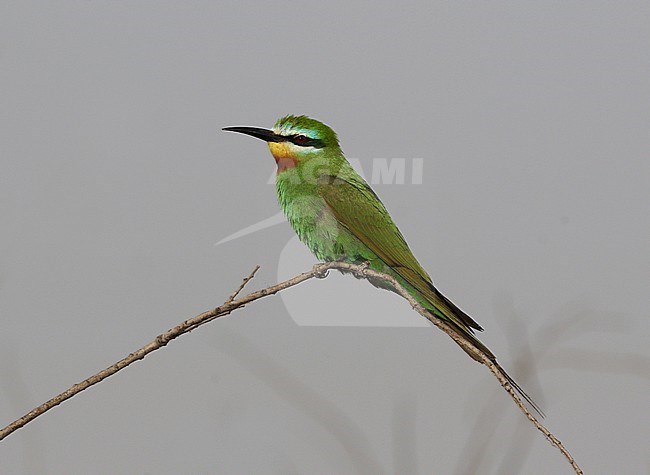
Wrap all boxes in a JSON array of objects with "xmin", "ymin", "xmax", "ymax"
[{"xmin": 268, "ymin": 142, "xmax": 297, "ymax": 173}]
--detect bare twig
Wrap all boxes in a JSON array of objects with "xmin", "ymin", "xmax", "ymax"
[
  {"xmin": 339, "ymin": 263, "xmax": 582, "ymax": 474},
  {"xmin": 0, "ymin": 262, "xmax": 582, "ymax": 474},
  {"xmin": 226, "ymin": 265, "xmax": 260, "ymax": 303}
]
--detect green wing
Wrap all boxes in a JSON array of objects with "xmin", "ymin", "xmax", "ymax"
[
  {"xmin": 316, "ymin": 174, "xmax": 553, "ymax": 416},
  {"xmin": 317, "ymin": 174, "xmax": 483, "ymax": 334}
]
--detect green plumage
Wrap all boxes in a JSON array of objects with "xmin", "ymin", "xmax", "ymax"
[
  {"xmin": 223, "ymin": 115, "xmax": 541, "ymax": 415},
  {"xmin": 274, "ymin": 116, "xmax": 488, "ymax": 352}
]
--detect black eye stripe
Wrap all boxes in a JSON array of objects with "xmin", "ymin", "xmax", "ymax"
[{"xmin": 287, "ymin": 134, "xmax": 325, "ymax": 148}]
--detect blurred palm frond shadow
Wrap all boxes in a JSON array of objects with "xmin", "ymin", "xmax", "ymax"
[{"xmin": 452, "ymin": 292, "xmax": 650, "ymax": 474}]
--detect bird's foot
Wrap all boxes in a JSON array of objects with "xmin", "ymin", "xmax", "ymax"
[
  {"xmin": 352, "ymin": 261, "xmax": 370, "ymax": 279},
  {"xmin": 313, "ymin": 264, "xmax": 330, "ymax": 279}
]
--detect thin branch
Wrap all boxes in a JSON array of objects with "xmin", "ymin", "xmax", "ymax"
[
  {"xmin": 0, "ymin": 262, "xmax": 582, "ymax": 474},
  {"xmin": 338, "ymin": 263, "xmax": 582, "ymax": 474},
  {"xmin": 226, "ymin": 265, "xmax": 260, "ymax": 303}
]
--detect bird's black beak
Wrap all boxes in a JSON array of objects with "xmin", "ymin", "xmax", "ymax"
[{"xmin": 222, "ymin": 126, "xmax": 284, "ymax": 143}]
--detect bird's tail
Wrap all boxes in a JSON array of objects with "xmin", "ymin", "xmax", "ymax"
[
  {"xmin": 382, "ymin": 267, "xmax": 544, "ymax": 417},
  {"xmin": 446, "ymin": 318, "xmax": 545, "ymax": 418},
  {"xmin": 413, "ymin": 279, "xmax": 544, "ymax": 418}
]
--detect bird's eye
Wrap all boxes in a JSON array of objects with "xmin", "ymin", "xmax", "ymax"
[{"xmin": 292, "ymin": 135, "xmax": 310, "ymax": 145}]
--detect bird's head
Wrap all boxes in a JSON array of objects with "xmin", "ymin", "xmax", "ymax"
[{"xmin": 223, "ymin": 115, "xmax": 341, "ymax": 172}]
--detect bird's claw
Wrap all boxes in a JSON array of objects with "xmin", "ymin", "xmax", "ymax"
[{"xmin": 353, "ymin": 262, "xmax": 370, "ymax": 279}]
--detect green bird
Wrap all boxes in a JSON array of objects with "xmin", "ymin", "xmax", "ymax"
[{"xmin": 223, "ymin": 115, "xmax": 541, "ymax": 415}]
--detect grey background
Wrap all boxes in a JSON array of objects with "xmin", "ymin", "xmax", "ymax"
[{"xmin": 2, "ymin": 2, "xmax": 649, "ymax": 474}]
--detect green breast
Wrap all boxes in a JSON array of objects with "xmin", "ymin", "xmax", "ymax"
[{"xmin": 276, "ymin": 168, "xmax": 357, "ymax": 261}]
